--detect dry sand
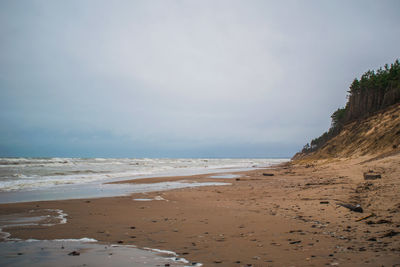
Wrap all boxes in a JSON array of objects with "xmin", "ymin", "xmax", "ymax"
[{"xmin": 1, "ymin": 154, "xmax": 400, "ymax": 266}]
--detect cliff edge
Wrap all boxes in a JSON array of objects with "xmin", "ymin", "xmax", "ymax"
[
  {"xmin": 293, "ymin": 103, "xmax": 400, "ymax": 161},
  {"xmin": 294, "ymin": 59, "xmax": 400, "ymax": 161}
]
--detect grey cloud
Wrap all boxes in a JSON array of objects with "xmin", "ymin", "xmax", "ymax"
[{"xmin": 1, "ymin": 0, "xmax": 399, "ymax": 157}]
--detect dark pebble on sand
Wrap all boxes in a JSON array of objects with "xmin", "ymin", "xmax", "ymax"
[
  {"xmin": 214, "ymin": 260, "xmax": 222, "ymax": 263},
  {"xmin": 263, "ymin": 173, "xmax": 274, "ymax": 176},
  {"xmin": 130, "ymin": 226, "xmax": 136, "ymax": 229},
  {"xmin": 68, "ymin": 251, "xmax": 80, "ymax": 256},
  {"xmin": 117, "ymin": 240, "xmax": 124, "ymax": 244},
  {"xmin": 381, "ymin": 230, "xmax": 399, "ymax": 238}
]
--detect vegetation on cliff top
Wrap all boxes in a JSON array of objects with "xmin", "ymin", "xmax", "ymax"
[{"xmin": 302, "ymin": 59, "xmax": 400, "ymax": 154}]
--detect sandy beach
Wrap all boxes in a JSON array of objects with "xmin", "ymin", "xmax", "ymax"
[
  {"xmin": 0, "ymin": 154, "xmax": 399, "ymax": 266},
  {"xmin": 2, "ymin": 1, "xmax": 399, "ymax": 266}
]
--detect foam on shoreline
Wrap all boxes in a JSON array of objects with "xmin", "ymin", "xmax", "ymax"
[
  {"xmin": 0, "ymin": 181, "xmax": 231, "ymax": 204},
  {"xmin": 0, "ymin": 209, "xmax": 201, "ymax": 266},
  {"xmin": 0, "ymin": 209, "xmax": 68, "ymax": 241},
  {"xmin": 0, "ymin": 239, "xmax": 198, "ymax": 267},
  {"xmin": 0, "ymin": 157, "xmax": 287, "ymax": 192}
]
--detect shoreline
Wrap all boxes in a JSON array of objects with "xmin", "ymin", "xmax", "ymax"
[
  {"xmin": 0, "ymin": 158, "xmax": 288, "ymax": 204},
  {"xmin": 1, "ymin": 157, "xmax": 400, "ymax": 266}
]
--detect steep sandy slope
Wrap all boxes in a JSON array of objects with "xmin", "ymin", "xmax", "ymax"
[{"xmin": 294, "ymin": 103, "xmax": 400, "ymax": 161}]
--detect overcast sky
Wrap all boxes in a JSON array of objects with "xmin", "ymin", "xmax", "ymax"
[{"xmin": 0, "ymin": 1, "xmax": 399, "ymax": 158}]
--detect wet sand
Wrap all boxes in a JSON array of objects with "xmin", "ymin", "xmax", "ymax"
[
  {"xmin": 0, "ymin": 240, "xmax": 191, "ymax": 267},
  {"xmin": 1, "ymin": 154, "xmax": 400, "ymax": 266}
]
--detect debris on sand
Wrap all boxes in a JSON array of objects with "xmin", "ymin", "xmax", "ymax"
[
  {"xmin": 68, "ymin": 251, "xmax": 80, "ymax": 256},
  {"xmin": 381, "ymin": 230, "xmax": 399, "ymax": 238},
  {"xmin": 263, "ymin": 173, "xmax": 274, "ymax": 176},
  {"xmin": 337, "ymin": 203, "xmax": 363, "ymax": 213},
  {"xmin": 363, "ymin": 171, "xmax": 381, "ymax": 180},
  {"xmin": 355, "ymin": 213, "xmax": 375, "ymax": 222}
]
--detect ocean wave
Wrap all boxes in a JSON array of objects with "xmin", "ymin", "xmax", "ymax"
[
  {"xmin": 0, "ymin": 158, "xmax": 288, "ymax": 191},
  {"xmin": 0, "ymin": 171, "xmax": 153, "ymax": 191}
]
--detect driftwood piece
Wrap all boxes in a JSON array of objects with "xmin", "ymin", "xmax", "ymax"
[
  {"xmin": 355, "ymin": 213, "xmax": 375, "ymax": 222},
  {"xmin": 363, "ymin": 172, "xmax": 381, "ymax": 180},
  {"xmin": 337, "ymin": 203, "xmax": 363, "ymax": 213},
  {"xmin": 68, "ymin": 251, "xmax": 80, "ymax": 256},
  {"xmin": 262, "ymin": 173, "xmax": 274, "ymax": 176}
]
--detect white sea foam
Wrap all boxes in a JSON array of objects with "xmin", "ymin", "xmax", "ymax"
[
  {"xmin": 53, "ymin": 237, "xmax": 97, "ymax": 242},
  {"xmin": 0, "ymin": 204, "xmax": 201, "ymax": 266},
  {"xmin": 168, "ymin": 257, "xmax": 189, "ymax": 264},
  {"xmin": 143, "ymin": 247, "xmax": 177, "ymax": 256},
  {"xmin": 133, "ymin": 195, "xmax": 167, "ymax": 201},
  {"xmin": 47, "ymin": 209, "xmax": 67, "ymax": 224},
  {"xmin": 0, "ymin": 158, "xmax": 287, "ymax": 193},
  {"xmin": 0, "ymin": 171, "xmax": 153, "ymax": 191},
  {"xmin": 143, "ymin": 247, "xmax": 199, "ymax": 265},
  {"xmin": 24, "ymin": 237, "xmax": 98, "ymax": 242},
  {"xmin": 154, "ymin": 195, "xmax": 166, "ymax": 201},
  {"xmin": 0, "ymin": 240, "xmax": 200, "ymax": 266},
  {"xmin": 0, "ymin": 209, "xmax": 68, "ymax": 241}
]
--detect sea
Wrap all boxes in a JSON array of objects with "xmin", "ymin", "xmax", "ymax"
[
  {"xmin": 0, "ymin": 157, "xmax": 287, "ymax": 203},
  {"xmin": 0, "ymin": 157, "xmax": 287, "ymax": 266}
]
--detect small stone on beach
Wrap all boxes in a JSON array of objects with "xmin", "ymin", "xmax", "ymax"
[
  {"xmin": 68, "ymin": 251, "xmax": 80, "ymax": 256},
  {"xmin": 381, "ymin": 230, "xmax": 399, "ymax": 238},
  {"xmin": 363, "ymin": 172, "xmax": 381, "ymax": 180},
  {"xmin": 263, "ymin": 173, "xmax": 274, "ymax": 176}
]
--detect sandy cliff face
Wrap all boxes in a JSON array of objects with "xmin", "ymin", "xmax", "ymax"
[{"xmin": 294, "ymin": 103, "xmax": 400, "ymax": 161}]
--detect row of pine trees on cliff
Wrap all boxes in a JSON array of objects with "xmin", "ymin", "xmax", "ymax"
[{"xmin": 302, "ymin": 59, "xmax": 400, "ymax": 153}]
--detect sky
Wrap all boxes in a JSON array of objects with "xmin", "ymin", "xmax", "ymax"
[{"xmin": 0, "ymin": 0, "xmax": 399, "ymax": 158}]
